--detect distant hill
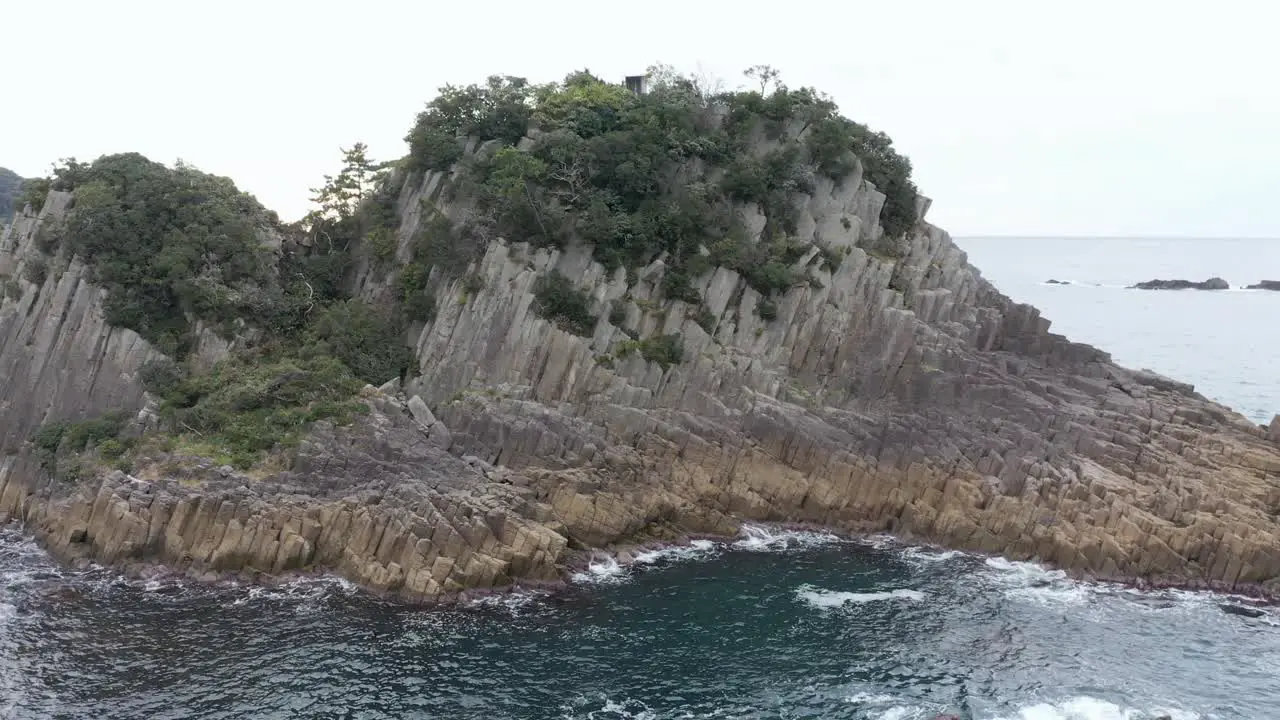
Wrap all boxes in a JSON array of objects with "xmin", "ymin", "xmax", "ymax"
[{"xmin": 0, "ymin": 166, "xmax": 25, "ymax": 226}]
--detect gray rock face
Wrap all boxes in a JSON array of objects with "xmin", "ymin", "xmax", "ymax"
[
  {"xmin": 1130, "ymin": 277, "xmax": 1230, "ymax": 290},
  {"xmin": 3, "ymin": 135, "xmax": 1280, "ymax": 602},
  {"xmin": 1245, "ymin": 280, "xmax": 1280, "ymax": 291}
]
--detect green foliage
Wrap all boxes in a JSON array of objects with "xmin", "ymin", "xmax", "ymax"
[
  {"xmin": 32, "ymin": 411, "xmax": 130, "ymax": 479},
  {"xmin": 692, "ymin": 305, "xmax": 718, "ymax": 334},
  {"xmin": 607, "ymin": 300, "xmax": 627, "ymax": 326},
  {"xmin": 16, "ymin": 177, "xmax": 51, "ymax": 216},
  {"xmin": 302, "ymin": 300, "xmax": 414, "ymax": 385},
  {"xmin": 405, "ymin": 76, "xmax": 536, "ymax": 171},
  {"xmin": 397, "ymin": 263, "xmax": 438, "ymax": 323},
  {"xmin": 409, "ymin": 212, "xmax": 475, "ymax": 278},
  {"xmin": 462, "ymin": 272, "xmax": 485, "ymax": 297},
  {"xmin": 153, "ymin": 355, "xmax": 366, "ymax": 469},
  {"xmin": 139, "ymin": 358, "xmax": 186, "ymax": 397},
  {"xmin": 816, "ymin": 243, "xmax": 845, "ymax": 273},
  {"xmin": 757, "ymin": 298, "xmax": 778, "ymax": 321},
  {"xmin": 400, "ymin": 65, "xmax": 916, "ymax": 304},
  {"xmin": 709, "ymin": 235, "xmax": 809, "ymax": 298},
  {"xmin": 532, "ymin": 270, "xmax": 596, "ymax": 336},
  {"xmin": 22, "ymin": 256, "xmax": 47, "ymax": 286},
  {"xmin": 46, "ymin": 154, "xmax": 280, "ymax": 355},
  {"xmin": 617, "ymin": 333, "xmax": 684, "ymax": 369}
]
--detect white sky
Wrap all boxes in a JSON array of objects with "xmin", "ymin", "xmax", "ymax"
[{"xmin": 2, "ymin": 0, "xmax": 1277, "ymax": 237}]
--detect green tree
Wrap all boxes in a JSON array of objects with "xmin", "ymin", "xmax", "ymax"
[{"xmin": 744, "ymin": 64, "xmax": 782, "ymax": 95}]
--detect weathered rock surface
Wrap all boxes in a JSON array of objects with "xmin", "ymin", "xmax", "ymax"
[
  {"xmin": 1245, "ymin": 280, "xmax": 1280, "ymax": 291},
  {"xmin": 3, "ymin": 132, "xmax": 1280, "ymax": 601},
  {"xmin": 1130, "ymin": 277, "xmax": 1230, "ymax": 290}
]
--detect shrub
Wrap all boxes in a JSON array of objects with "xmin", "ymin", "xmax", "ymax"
[
  {"xmin": 303, "ymin": 300, "xmax": 415, "ymax": 386},
  {"xmin": 462, "ymin": 272, "xmax": 485, "ymax": 297},
  {"xmin": 617, "ymin": 333, "xmax": 684, "ymax": 369},
  {"xmin": 15, "ymin": 177, "xmax": 51, "ymax": 215},
  {"xmin": 139, "ymin": 358, "xmax": 186, "ymax": 397},
  {"xmin": 692, "ymin": 305, "xmax": 717, "ymax": 334},
  {"xmin": 32, "ymin": 411, "xmax": 130, "ymax": 477},
  {"xmin": 532, "ymin": 270, "xmax": 596, "ymax": 336},
  {"xmin": 757, "ymin": 298, "xmax": 778, "ymax": 321},
  {"xmin": 22, "ymin": 256, "xmax": 47, "ymax": 286},
  {"xmin": 52, "ymin": 154, "xmax": 283, "ymax": 355},
  {"xmin": 607, "ymin": 300, "xmax": 627, "ymax": 326},
  {"xmin": 156, "ymin": 355, "xmax": 366, "ymax": 469}
]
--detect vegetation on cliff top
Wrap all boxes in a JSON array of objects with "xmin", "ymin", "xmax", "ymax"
[
  {"xmin": 404, "ymin": 64, "xmax": 917, "ymax": 270},
  {"xmin": 26, "ymin": 150, "xmax": 413, "ymax": 469},
  {"xmin": 24, "ymin": 63, "xmax": 919, "ymax": 472}
]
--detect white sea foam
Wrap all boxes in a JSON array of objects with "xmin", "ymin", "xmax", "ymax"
[
  {"xmin": 795, "ymin": 583, "xmax": 925, "ymax": 609},
  {"xmin": 224, "ymin": 575, "xmax": 359, "ymax": 607},
  {"xmin": 901, "ymin": 545, "xmax": 964, "ymax": 564},
  {"xmin": 993, "ymin": 695, "xmax": 1200, "ymax": 720},
  {"xmin": 467, "ymin": 589, "xmax": 549, "ymax": 615},
  {"xmin": 632, "ymin": 539, "xmax": 718, "ymax": 565},
  {"xmin": 571, "ymin": 555, "xmax": 628, "ymax": 585},
  {"xmin": 733, "ymin": 524, "xmax": 842, "ymax": 551},
  {"xmin": 845, "ymin": 691, "xmax": 898, "ymax": 705},
  {"xmin": 983, "ymin": 557, "xmax": 1091, "ymax": 606},
  {"xmin": 559, "ymin": 694, "xmax": 657, "ymax": 719}
]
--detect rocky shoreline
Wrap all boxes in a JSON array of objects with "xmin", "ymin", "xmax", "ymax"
[{"xmin": 5, "ymin": 132, "xmax": 1280, "ymax": 606}]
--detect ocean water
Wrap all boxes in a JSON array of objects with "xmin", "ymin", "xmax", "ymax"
[
  {"xmin": 958, "ymin": 236, "xmax": 1280, "ymax": 424},
  {"xmin": 2, "ymin": 237, "xmax": 1279, "ymax": 719}
]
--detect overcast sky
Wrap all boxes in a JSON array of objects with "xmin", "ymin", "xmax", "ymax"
[{"xmin": 2, "ymin": 0, "xmax": 1276, "ymax": 237}]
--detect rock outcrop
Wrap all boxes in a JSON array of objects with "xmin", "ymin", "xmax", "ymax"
[
  {"xmin": 1130, "ymin": 277, "xmax": 1230, "ymax": 290},
  {"xmin": 3, "ymin": 133, "xmax": 1280, "ymax": 602},
  {"xmin": 1245, "ymin": 280, "xmax": 1280, "ymax": 291}
]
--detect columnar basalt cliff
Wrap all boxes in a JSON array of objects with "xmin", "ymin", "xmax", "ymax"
[{"xmin": 2, "ymin": 74, "xmax": 1279, "ymax": 601}]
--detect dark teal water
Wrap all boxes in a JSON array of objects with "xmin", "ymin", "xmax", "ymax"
[{"xmin": 2, "ymin": 525, "xmax": 1276, "ymax": 719}]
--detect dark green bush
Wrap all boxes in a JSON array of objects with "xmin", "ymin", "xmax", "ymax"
[
  {"xmin": 303, "ymin": 300, "xmax": 415, "ymax": 386},
  {"xmin": 14, "ymin": 177, "xmax": 51, "ymax": 215},
  {"xmin": 156, "ymin": 355, "xmax": 366, "ymax": 469},
  {"xmin": 618, "ymin": 333, "xmax": 684, "ymax": 369},
  {"xmin": 757, "ymin": 298, "xmax": 778, "ymax": 321},
  {"xmin": 608, "ymin": 300, "xmax": 626, "ymax": 326},
  {"xmin": 22, "ymin": 257, "xmax": 47, "ymax": 286},
  {"xmin": 49, "ymin": 154, "xmax": 283, "ymax": 355},
  {"xmin": 692, "ymin": 306, "xmax": 717, "ymax": 334},
  {"xmin": 533, "ymin": 271, "xmax": 596, "ymax": 336},
  {"xmin": 139, "ymin": 358, "xmax": 187, "ymax": 397},
  {"xmin": 405, "ymin": 76, "xmax": 535, "ymax": 171},
  {"xmin": 32, "ymin": 411, "xmax": 130, "ymax": 476}
]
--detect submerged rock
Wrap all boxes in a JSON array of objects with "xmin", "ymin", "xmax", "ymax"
[
  {"xmin": 1129, "ymin": 277, "xmax": 1229, "ymax": 290},
  {"xmin": 1218, "ymin": 603, "xmax": 1267, "ymax": 619},
  {"xmin": 1044, "ymin": 279, "xmax": 1071, "ymax": 285}
]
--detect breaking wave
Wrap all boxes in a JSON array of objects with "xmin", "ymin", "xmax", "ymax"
[
  {"xmin": 732, "ymin": 524, "xmax": 843, "ymax": 551},
  {"xmin": 795, "ymin": 583, "xmax": 926, "ymax": 608},
  {"xmin": 991, "ymin": 696, "xmax": 1200, "ymax": 720}
]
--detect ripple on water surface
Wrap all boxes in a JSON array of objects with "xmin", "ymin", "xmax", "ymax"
[{"xmin": 2, "ymin": 524, "xmax": 1277, "ymax": 719}]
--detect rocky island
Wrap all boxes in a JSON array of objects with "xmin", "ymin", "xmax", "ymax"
[
  {"xmin": 1130, "ymin": 277, "xmax": 1230, "ymax": 290},
  {"xmin": 2, "ymin": 68, "xmax": 1279, "ymax": 602}
]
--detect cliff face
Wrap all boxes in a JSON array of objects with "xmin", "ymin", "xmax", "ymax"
[{"xmin": 2, "ymin": 128, "xmax": 1279, "ymax": 601}]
